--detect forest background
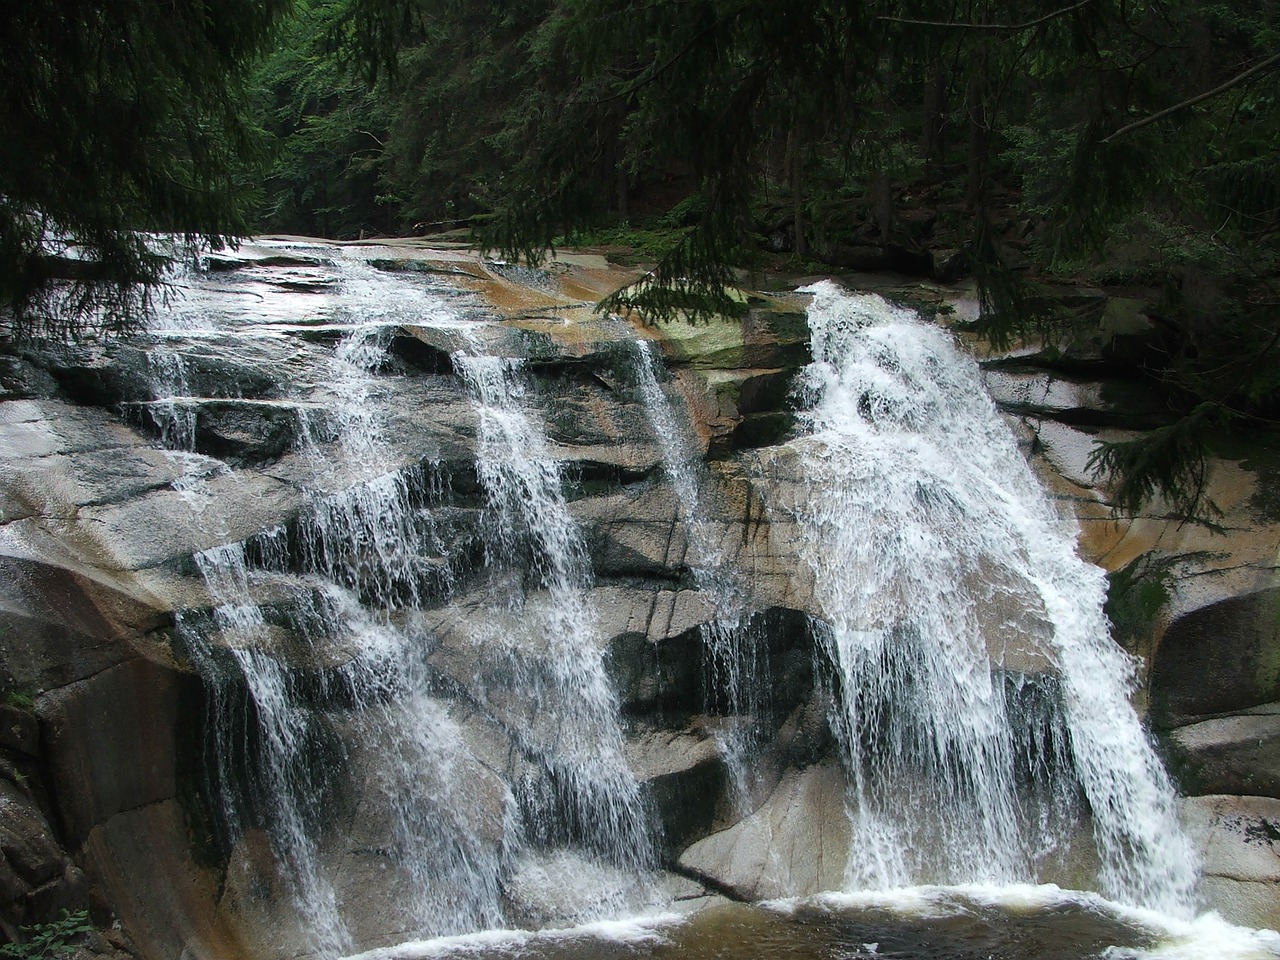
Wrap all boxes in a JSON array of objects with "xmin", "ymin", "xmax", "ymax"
[{"xmin": 1, "ymin": 0, "xmax": 1277, "ymax": 518}]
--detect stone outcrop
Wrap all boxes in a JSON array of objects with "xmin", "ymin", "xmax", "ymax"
[
  {"xmin": 1, "ymin": 239, "xmax": 1278, "ymax": 955},
  {"xmin": 1180, "ymin": 795, "xmax": 1280, "ymax": 930},
  {"xmin": 979, "ymin": 297, "xmax": 1280, "ymax": 931}
]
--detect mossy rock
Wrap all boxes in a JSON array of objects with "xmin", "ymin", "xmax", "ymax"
[{"xmin": 655, "ymin": 307, "xmax": 810, "ymax": 371}]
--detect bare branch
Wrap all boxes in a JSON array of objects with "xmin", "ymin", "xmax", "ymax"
[
  {"xmin": 1103, "ymin": 51, "xmax": 1280, "ymax": 142},
  {"xmin": 878, "ymin": 0, "xmax": 1091, "ymax": 32}
]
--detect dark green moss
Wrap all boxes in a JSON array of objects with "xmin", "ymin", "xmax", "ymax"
[{"xmin": 1104, "ymin": 554, "xmax": 1176, "ymax": 654}]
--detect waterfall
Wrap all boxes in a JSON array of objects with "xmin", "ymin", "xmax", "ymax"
[
  {"xmin": 776, "ymin": 281, "xmax": 1197, "ymax": 912},
  {"xmin": 632, "ymin": 340, "xmax": 763, "ymax": 803},
  {"xmin": 187, "ymin": 543, "xmax": 354, "ymax": 956},
  {"xmin": 452, "ymin": 342, "xmax": 655, "ymax": 878},
  {"xmin": 156, "ymin": 248, "xmax": 658, "ymax": 954},
  {"xmin": 144, "ymin": 350, "xmax": 197, "ymax": 451},
  {"xmin": 116, "ymin": 243, "xmax": 1224, "ymax": 959}
]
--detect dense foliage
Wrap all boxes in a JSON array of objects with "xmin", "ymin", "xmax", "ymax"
[
  {"xmin": 253, "ymin": 0, "xmax": 1277, "ymax": 519},
  {"xmin": 3, "ymin": 0, "xmax": 1276, "ymax": 517}
]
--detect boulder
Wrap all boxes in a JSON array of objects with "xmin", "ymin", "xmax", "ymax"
[
  {"xmin": 0, "ymin": 556, "xmax": 169, "ymax": 694},
  {"xmin": 651, "ymin": 304, "xmax": 811, "ymax": 372},
  {"xmin": 0, "ymin": 778, "xmax": 88, "ymax": 933},
  {"xmin": 85, "ymin": 802, "xmax": 245, "ymax": 960},
  {"xmin": 626, "ymin": 727, "xmax": 727, "ymax": 857},
  {"xmin": 1151, "ymin": 587, "xmax": 1280, "ymax": 726},
  {"xmin": 676, "ymin": 762, "xmax": 850, "ymax": 900},
  {"xmin": 35, "ymin": 659, "xmax": 194, "ymax": 847},
  {"xmin": 1180, "ymin": 795, "xmax": 1280, "ymax": 930},
  {"xmin": 1169, "ymin": 706, "xmax": 1280, "ymax": 798}
]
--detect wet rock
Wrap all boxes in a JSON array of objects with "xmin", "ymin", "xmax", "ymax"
[
  {"xmin": 931, "ymin": 247, "xmax": 967, "ymax": 282},
  {"xmin": 983, "ymin": 368, "xmax": 1168, "ymax": 430},
  {"xmin": 326, "ymin": 699, "xmax": 513, "ymax": 949},
  {"xmin": 1169, "ymin": 706, "xmax": 1280, "ymax": 798},
  {"xmin": 1180, "ymin": 794, "xmax": 1280, "ymax": 930},
  {"xmin": 0, "ymin": 706, "xmax": 39, "ymax": 757},
  {"xmin": 652, "ymin": 304, "xmax": 810, "ymax": 372},
  {"xmin": 32, "ymin": 343, "xmax": 280, "ymax": 412},
  {"xmin": 384, "ymin": 332, "xmax": 454, "ymax": 374},
  {"xmin": 627, "ymin": 727, "xmax": 727, "ymax": 858},
  {"xmin": 575, "ymin": 482, "xmax": 691, "ymax": 579},
  {"xmin": 0, "ymin": 355, "xmax": 59, "ymax": 401},
  {"xmin": 128, "ymin": 399, "xmax": 301, "ymax": 466},
  {"xmin": 72, "ymin": 473, "xmax": 302, "ymax": 571},
  {"xmin": 1151, "ymin": 586, "xmax": 1280, "ymax": 726},
  {"xmin": 36, "ymin": 659, "xmax": 193, "ymax": 847},
  {"xmin": 82, "ymin": 800, "xmax": 239, "ymax": 960},
  {"xmin": 0, "ymin": 778, "xmax": 88, "ymax": 930},
  {"xmin": 596, "ymin": 587, "xmax": 718, "ymax": 646},
  {"xmin": 202, "ymin": 246, "xmax": 331, "ymax": 272},
  {"xmin": 209, "ymin": 828, "xmax": 302, "ymax": 960},
  {"xmin": 501, "ymin": 850, "xmax": 656, "ymax": 930},
  {"xmin": 676, "ymin": 762, "xmax": 850, "ymax": 900},
  {"xmin": 0, "ymin": 400, "xmax": 145, "ymax": 461},
  {"xmin": 609, "ymin": 627, "xmax": 703, "ymax": 725},
  {"xmin": 0, "ymin": 556, "xmax": 168, "ymax": 694}
]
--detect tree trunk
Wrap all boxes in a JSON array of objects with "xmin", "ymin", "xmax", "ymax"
[
  {"xmin": 920, "ymin": 54, "xmax": 947, "ymax": 164},
  {"xmin": 790, "ymin": 129, "xmax": 806, "ymax": 258},
  {"xmin": 871, "ymin": 169, "xmax": 893, "ymax": 246},
  {"xmin": 966, "ymin": 50, "xmax": 990, "ymax": 211},
  {"xmin": 615, "ymin": 162, "xmax": 629, "ymax": 220}
]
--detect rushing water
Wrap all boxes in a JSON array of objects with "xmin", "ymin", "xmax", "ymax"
[
  {"xmin": 450, "ymin": 341, "xmax": 654, "ymax": 874},
  {"xmin": 775, "ymin": 281, "xmax": 1197, "ymax": 909},
  {"xmin": 155, "ymin": 246, "xmax": 656, "ymax": 955},
  {"xmin": 129, "ymin": 246, "xmax": 1271, "ymax": 960},
  {"xmin": 632, "ymin": 340, "xmax": 763, "ymax": 804},
  {"xmin": 347, "ymin": 887, "xmax": 1280, "ymax": 960}
]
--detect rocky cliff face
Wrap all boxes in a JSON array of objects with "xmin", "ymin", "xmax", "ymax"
[
  {"xmin": 976, "ymin": 291, "xmax": 1280, "ymax": 929},
  {"xmin": 0, "ymin": 243, "xmax": 1276, "ymax": 955}
]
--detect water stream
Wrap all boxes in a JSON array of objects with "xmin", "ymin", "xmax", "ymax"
[
  {"xmin": 778, "ymin": 281, "xmax": 1197, "ymax": 910},
  {"xmin": 632, "ymin": 340, "xmax": 762, "ymax": 804},
  {"xmin": 157, "ymin": 247, "xmax": 657, "ymax": 955},
  {"xmin": 127, "ymin": 246, "xmax": 1267, "ymax": 960}
]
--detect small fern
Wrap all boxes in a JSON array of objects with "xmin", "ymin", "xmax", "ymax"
[{"xmin": 0, "ymin": 911, "xmax": 92, "ymax": 960}]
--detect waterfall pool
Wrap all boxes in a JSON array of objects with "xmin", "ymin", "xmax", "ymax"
[{"xmin": 349, "ymin": 887, "xmax": 1280, "ymax": 960}]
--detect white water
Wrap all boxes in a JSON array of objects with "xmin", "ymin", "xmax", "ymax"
[
  {"xmin": 156, "ymin": 248, "xmax": 656, "ymax": 954},
  {"xmin": 190, "ymin": 541, "xmax": 354, "ymax": 956},
  {"xmin": 632, "ymin": 340, "xmax": 761, "ymax": 802},
  {"xmin": 779, "ymin": 281, "xmax": 1197, "ymax": 912},
  {"xmin": 132, "ymin": 247, "xmax": 1230, "ymax": 959},
  {"xmin": 452, "ymin": 342, "xmax": 654, "ymax": 875}
]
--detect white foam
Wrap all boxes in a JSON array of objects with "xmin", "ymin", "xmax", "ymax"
[
  {"xmin": 345, "ymin": 912, "xmax": 682, "ymax": 960},
  {"xmin": 777, "ymin": 282, "xmax": 1197, "ymax": 909},
  {"xmin": 767, "ymin": 883, "xmax": 1280, "ymax": 958}
]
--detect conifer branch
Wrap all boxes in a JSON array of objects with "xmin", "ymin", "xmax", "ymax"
[
  {"xmin": 1103, "ymin": 51, "xmax": 1280, "ymax": 142},
  {"xmin": 592, "ymin": 23, "xmax": 720, "ymax": 104},
  {"xmin": 877, "ymin": 1, "xmax": 1091, "ymax": 32}
]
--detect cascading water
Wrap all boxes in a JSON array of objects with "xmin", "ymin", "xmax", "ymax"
[
  {"xmin": 88, "ymin": 239, "xmax": 1273, "ymax": 960},
  {"xmin": 187, "ymin": 542, "xmax": 353, "ymax": 956},
  {"xmin": 150, "ymin": 246, "xmax": 658, "ymax": 956},
  {"xmin": 773, "ymin": 280, "xmax": 1198, "ymax": 912},
  {"xmin": 451, "ymin": 342, "xmax": 654, "ymax": 879},
  {"xmin": 144, "ymin": 351, "xmax": 197, "ymax": 451},
  {"xmin": 632, "ymin": 340, "xmax": 763, "ymax": 803}
]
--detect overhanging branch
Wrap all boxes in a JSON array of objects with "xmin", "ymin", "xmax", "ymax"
[
  {"xmin": 878, "ymin": 0, "xmax": 1091, "ymax": 32},
  {"xmin": 1103, "ymin": 51, "xmax": 1280, "ymax": 142}
]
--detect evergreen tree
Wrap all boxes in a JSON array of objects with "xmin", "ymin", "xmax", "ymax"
[{"xmin": 0, "ymin": 0, "xmax": 293, "ymax": 340}]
